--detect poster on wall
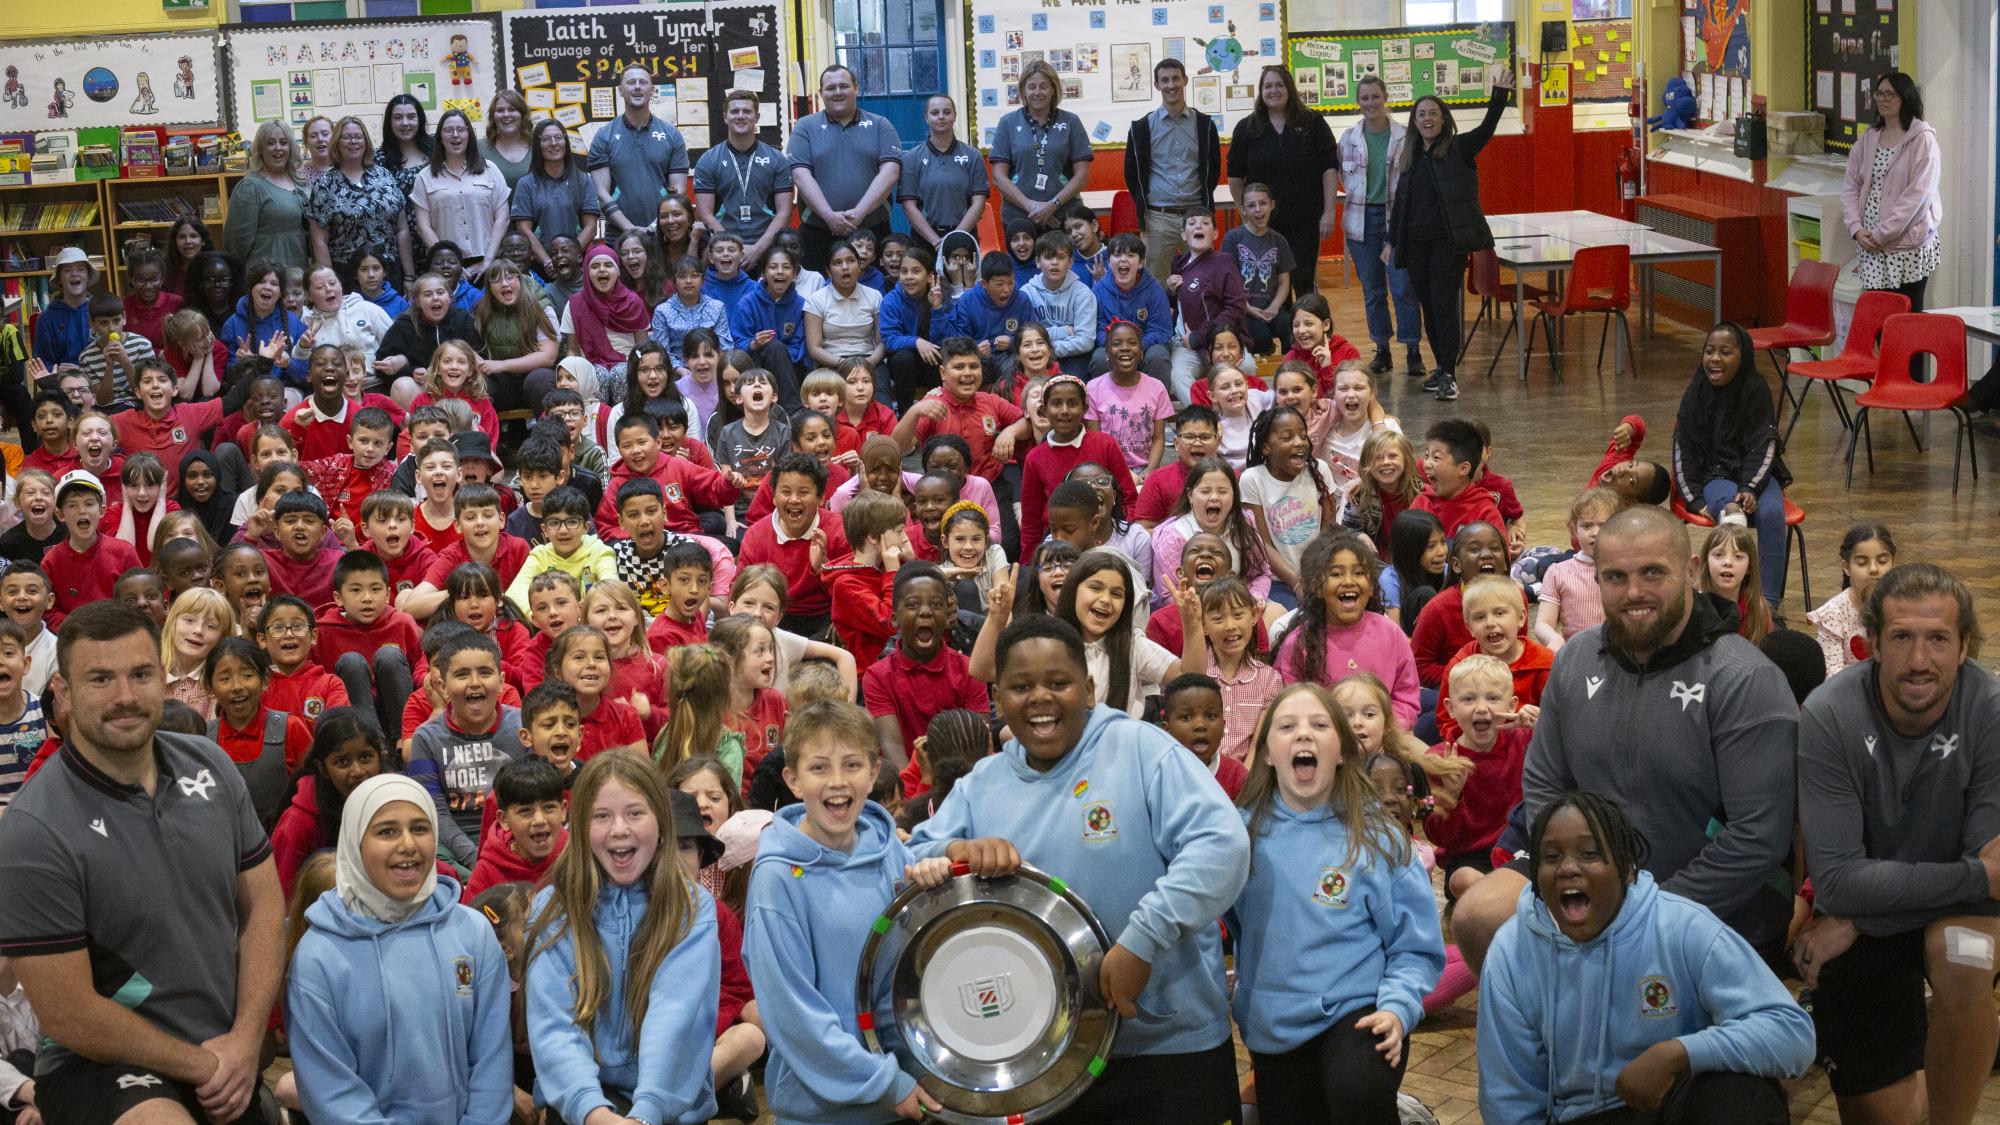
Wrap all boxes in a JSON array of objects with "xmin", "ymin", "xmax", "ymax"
[
  {"xmin": 502, "ymin": 3, "xmax": 788, "ymax": 155},
  {"xmin": 969, "ymin": 0, "xmax": 1282, "ymax": 148},
  {"xmin": 0, "ymin": 33, "xmax": 222, "ymax": 133},
  {"xmin": 1806, "ymin": 0, "xmax": 1894, "ymax": 151},
  {"xmin": 1285, "ymin": 23, "xmax": 1512, "ymax": 113},
  {"xmin": 221, "ymin": 16, "xmax": 502, "ymax": 141},
  {"xmin": 1570, "ymin": 17, "xmax": 1634, "ymax": 103}
]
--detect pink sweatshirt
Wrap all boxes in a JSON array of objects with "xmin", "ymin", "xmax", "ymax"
[
  {"xmin": 1842, "ymin": 119, "xmax": 1941, "ymax": 252},
  {"xmin": 1274, "ymin": 611, "xmax": 1422, "ymax": 727}
]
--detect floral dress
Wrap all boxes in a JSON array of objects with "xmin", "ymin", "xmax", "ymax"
[
  {"xmin": 304, "ymin": 166, "xmax": 407, "ymax": 285},
  {"xmin": 1855, "ymin": 143, "xmax": 1941, "ymax": 289}
]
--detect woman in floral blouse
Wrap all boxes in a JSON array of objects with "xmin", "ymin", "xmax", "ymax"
[{"xmin": 306, "ymin": 116, "xmax": 416, "ymax": 291}]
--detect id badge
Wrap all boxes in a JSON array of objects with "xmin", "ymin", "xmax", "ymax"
[
  {"xmin": 739, "ymin": 204, "xmax": 753, "ymax": 223},
  {"xmin": 1035, "ymin": 173, "xmax": 1049, "ymax": 191}
]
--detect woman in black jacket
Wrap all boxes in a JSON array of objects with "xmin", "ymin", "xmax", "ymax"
[
  {"xmin": 1227, "ymin": 66, "xmax": 1338, "ymax": 298},
  {"xmin": 1385, "ymin": 70, "xmax": 1515, "ymax": 403},
  {"xmin": 374, "ymin": 270, "xmax": 483, "ymax": 409},
  {"xmin": 1671, "ymin": 321, "xmax": 1792, "ymax": 610}
]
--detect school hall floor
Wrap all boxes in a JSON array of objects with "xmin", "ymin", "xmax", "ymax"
[{"xmin": 102, "ymin": 254, "xmax": 1998, "ymax": 1121}]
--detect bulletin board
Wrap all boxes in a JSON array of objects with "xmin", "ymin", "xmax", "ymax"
[
  {"xmin": 221, "ymin": 16, "xmax": 503, "ymax": 141},
  {"xmin": 1806, "ymin": 0, "xmax": 1896, "ymax": 152},
  {"xmin": 1570, "ymin": 18, "xmax": 1634, "ymax": 103},
  {"xmin": 0, "ymin": 33, "xmax": 223, "ymax": 133},
  {"xmin": 968, "ymin": 0, "xmax": 1283, "ymax": 149},
  {"xmin": 1284, "ymin": 22, "xmax": 1514, "ymax": 113},
  {"xmin": 502, "ymin": 3, "xmax": 789, "ymax": 156}
]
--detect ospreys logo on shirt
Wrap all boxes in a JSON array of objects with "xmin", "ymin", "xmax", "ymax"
[
  {"xmin": 1639, "ymin": 976, "xmax": 1677, "ymax": 1017},
  {"xmin": 1313, "ymin": 866, "xmax": 1350, "ymax": 908},
  {"xmin": 454, "ymin": 955, "xmax": 475, "ymax": 995},
  {"xmin": 1081, "ymin": 801, "xmax": 1117, "ymax": 842}
]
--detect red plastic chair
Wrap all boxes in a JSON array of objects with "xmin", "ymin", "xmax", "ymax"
[
  {"xmin": 1459, "ymin": 249, "xmax": 1551, "ymax": 378},
  {"xmin": 1522, "ymin": 244, "xmax": 1635, "ymax": 380},
  {"xmin": 1747, "ymin": 260, "xmax": 1839, "ymax": 434},
  {"xmin": 1781, "ymin": 289, "xmax": 1910, "ymax": 446},
  {"xmin": 1668, "ymin": 470, "xmax": 1813, "ymax": 606},
  {"xmin": 1107, "ymin": 191, "xmax": 1139, "ymax": 236},
  {"xmin": 1846, "ymin": 313, "xmax": 1980, "ymax": 492}
]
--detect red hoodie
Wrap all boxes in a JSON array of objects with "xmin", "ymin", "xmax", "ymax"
[
  {"xmin": 1410, "ymin": 480, "xmax": 1505, "ymax": 540},
  {"xmin": 463, "ymin": 822, "xmax": 565, "ymax": 900},
  {"xmin": 1283, "ymin": 333, "xmax": 1365, "ymax": 397},
  {"xmin": 595, "ymin": 455, "xmax": 738, "ymax": 538},
  {"xmin": 271, "ymin": 776, "xmax": 330, "ymax": 897},
  {"xmin": 312, "ymin": 604, "xmax": 425, "ymax": 674},
  {"xmin": 826, "ymin": 562, "xmax": 895, "ymax": 668},
  {"xmin": 261, "ymin": 542, "xmax": 346, "ymax": 608},
  {"xmin": 372, "ymin": 538, "xmax": 440, "ymax": 598},
  {"xmin": 421, "ymin": 534, "xmax": 531, "ymax": 591},
  {"xmin": 1589, "ymin": 413, "xmax": 1648, "ymax": 487},
  {"xmin": 715, "ymin": 899, "xmax": 754, "ymax": 1033},
  {"xmin": 1433, "ymin": 638, "xmax": 1555, "ymax": 742},
  {"xmin": 266, "ymin": 663, "xmax": 350, "ymax": 722}
]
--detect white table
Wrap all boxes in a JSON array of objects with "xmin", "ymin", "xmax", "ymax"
[
  {"xmin": 1931, "ymin": 306, "xmax": 2000, "ymax": 345},
  {"xmin": 1079, "ymin": 184, "xmax": 1238, "ymax": 214},
  {"xmin": 1488, "ymin": 214, "xmax": 1721, "ymax": 381}
]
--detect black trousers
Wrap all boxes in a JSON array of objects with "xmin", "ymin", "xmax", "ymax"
[
  {"xmin": 799, "ymin": 220, "xmax": 893, "ymax": 276},
  {"xmin": 1273, "ymin": 211, "xmax": 1324, "ymax": 296},
  {"xmin": 1401, "ymin": 234, "xmax": 1468, "ymax": 376},
  {"xmin": 488, "ymin": 366, "xmax": 560, "ymax": 415},
  {"xmin": 1040, "ymin": 1041, "xmax": 1240, "ymax": 1125},
  {"xmin": 1566, "ymin": 1071, "xmax": 1788, "ymax": 1124},
  {"xmin": 744, "ymin": 339, "xmax": 802, "ymax": 411},
  {"xmin": 887, "ymin": 345, "xmax": 940, "ymax": 413},
  {"xmin": 1249, "ymin": 1006, "xmax": 1406, "ymax": 1125},
  {"xmin": 1244, "ymin": 306, "xmax": 1295, "ymax": 356}
]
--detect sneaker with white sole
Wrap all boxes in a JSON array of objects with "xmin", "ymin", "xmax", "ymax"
[
  {"xmin": 1397, "ymin": 1092, "xmax": 1442, "ymax": 1124},
  {"xmin": 1434, "ymin": 372, "xmax": 1459, "ymax": 401},
  {"xmin": 1423, "ymin": 370, "xmax": 1444, "ymax": 393}
]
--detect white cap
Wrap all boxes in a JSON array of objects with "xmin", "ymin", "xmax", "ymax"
[{"xmin": 53, "ymin": 469, "xmax": 104, "ymax": 504}]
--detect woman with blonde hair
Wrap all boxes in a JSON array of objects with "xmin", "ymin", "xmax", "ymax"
[
  {"xmin": 988, "ymin": 58, "xmax": 1092, "ymax": 227},
  {"xmin": 226, "ymin": 119, "xmax": 309, "ymax": 271}
]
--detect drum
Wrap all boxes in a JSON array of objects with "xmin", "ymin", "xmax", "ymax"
[{"xmin": 855, "ymin": 861, "xmax": 1120, "ymax": 1124}]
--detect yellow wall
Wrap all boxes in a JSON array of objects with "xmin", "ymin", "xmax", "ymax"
[
  {"xmin": 1632, "ymin": 0, "xmax": 1916, "ymax": 116},
  {"xmin": 0, "ymin": 0, "xmax": 220, "ymax": 41}
]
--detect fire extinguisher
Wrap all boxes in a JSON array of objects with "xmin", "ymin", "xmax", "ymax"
[{"xmin": 1616, "ymin": 148, "xmax": 1640, "ymax": 220}]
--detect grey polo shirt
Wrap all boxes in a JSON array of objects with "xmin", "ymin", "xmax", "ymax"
[
  {"xmin": 0, "ymin": 733, "xmax": 268, "ymax": 1073},
  {"xmin": 692, "ymin": 139, "xmax": 794, "ymax": 242},
  {"xmin": 510, "ymin": 166, "xmax": 602, "ymax": 242},
  {"xmin": 785, "ymin": 110, "xmax": 902, "ymax": 229},
  {"xmin": 1147, "ymin": 105, "xmax": 1201, "ymax": 208},
  {"xmin": 587, "ymin": 112, "xmax": 691, "ymax": 224},
  {"xmin": 900, "ymin": 138, "xmax": 994, "ymax": 234},
  {"xmin": 987, "ymin": 107, "xmax": 1093, "ymax": 223}
]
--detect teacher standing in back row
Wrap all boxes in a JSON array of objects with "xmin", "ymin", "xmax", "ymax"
[{"xmin": 989, "ymin": 60, "xmax": 1093, "ymax": 229}]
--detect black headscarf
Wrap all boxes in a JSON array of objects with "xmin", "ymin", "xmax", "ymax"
[
  {"xmin": 1672, "ymin": 321, "xmax": 1791, "ymax": 500},
  {"xmin": 175, "ymin": 449, "xmax": 236, "ymax": 544}
]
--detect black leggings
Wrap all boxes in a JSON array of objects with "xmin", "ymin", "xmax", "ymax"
[
  {"xmin": 1566, "ymin": 1071, "xmax": 1789, "ymax": 1124},
  {"xmin": 1401, "ymin": 235, "xmax": 1468, "ymax": 376},
  {"xmin": 887, "ymin": 345, "xmax": 940, "ymax": 413},
  {"xmin": 1250, "ymin": 1006, "xmax": 1407, "ymax": 1125},
  {"xmin": 1274, "ymin": 213, "xmax": 1324, "ymax": 296},
  {"xmin": 1040, "ymin": 1041, "xmax": 1240, "ymax": 1125}
]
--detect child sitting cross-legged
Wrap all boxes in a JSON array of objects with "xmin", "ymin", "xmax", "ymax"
[
  {"xmin": 1477, "ymin": 792, "xmax": 1816, "ymax": 1124},
  {"xmin": 742, "ymin": 699, "xmax": 955, "ymax": 1124},
  {"xmin": 314, "ymin": 548, "xmax": 424, "ymax": 738}
]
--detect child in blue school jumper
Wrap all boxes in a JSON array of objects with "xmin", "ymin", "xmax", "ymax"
[
  {"xmin": 526, "ymin": 751, "xmax": 722, "ymax": 1125},
  {"xmin": 910, "ymin": 613, "xmax": 1252, "ymax": 1125},
  {"xmin": 286, "ymin": 774, "xmax": 515, "ymax": 1124},
  {"xmin": 1231, "ymin": 682, "xmax": 1445, "ymax": 1123},
  {"xmin": 742, "ymin": 700, "xmax": 955, "ymax": 1124},
  {"xmin": 944, "ymin": 251, "xmax": 1040, "ymax": 383},
  {"xmin": 1477, "ymin": 791, "xmax": 1816, "ymax": 1125}
]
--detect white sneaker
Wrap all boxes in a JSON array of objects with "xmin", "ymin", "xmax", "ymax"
[
  {"xmin": 1398, "ymin": 1092, "xmax": 1442, "ymax": 1124},
  {"xmin": 1720, "ymin": 510, "xmax": 1748, "ymax": 527}
]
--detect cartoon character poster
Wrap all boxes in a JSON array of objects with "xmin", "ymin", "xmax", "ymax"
[
  {"xmin": 1692, "ymin": 0, "xmax": 1750, "ymax": 77},
  {"xmin": 0, "ymin": 34, "xmax": 221, "ymax": 132}
]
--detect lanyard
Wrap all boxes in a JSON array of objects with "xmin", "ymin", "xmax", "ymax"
[{"xmin": 727, "ymin": 144, "xmax": 756, "ymax": 193}]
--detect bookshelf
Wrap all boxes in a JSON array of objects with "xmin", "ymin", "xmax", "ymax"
[{"xmin": 1, "ymin": 171, "xmax": 249, "ymax": 328}]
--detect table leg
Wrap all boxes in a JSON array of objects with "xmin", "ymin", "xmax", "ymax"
[
  {"xmin": 1711, "ymin": 254, "xmax": 1721, "ymax": 329},
  {"xmin": 1515, "ymin": 270, "xmax": 1528, "ymax": 382}
]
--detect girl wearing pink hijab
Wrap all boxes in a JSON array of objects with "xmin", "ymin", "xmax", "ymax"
[{"xmin": 561, "ymin": 243, "xmax": 654, "ymax": 404}]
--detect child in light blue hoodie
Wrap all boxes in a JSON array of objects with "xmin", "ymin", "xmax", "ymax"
[
  {"xmin": 909, "ymin": 613, "xmax": 1252, "ymax": 1123},
  {"xmin": 1232, "ymin": 682, "xmax": 1444, "ymax": 1123},
  {"xmin": 1021, "ymin": 230, "xmax": 1098, "ymax": 377},
  {"xmin": 1477, "ymin": 791, "xmax": 1815, "ymax": 1125},
  {"xmin": 526, "ymin": 751, "xmax": 722, "ymax": 1125},
  {"xmin": 287, "ymin": 774, "xmax": 514, "ymax": 1125},
  {"xmin": 742, "ymin": 699, "xmax": 954, "ymax": 1124}
]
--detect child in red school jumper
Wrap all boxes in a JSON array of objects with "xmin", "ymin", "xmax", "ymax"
[
  {"xmin": 583, "ymin": 580, "xmax": 668, "ymax": 742},
  {"xmin": 303, "ymin": 406, "xmax": 399, "ymax": 529},
  {"xmin": 314, "ymin": 548, "xmax": 425, "ymax": 736},
  {"xmin": 863, "ymin": 562, "xmax": 990, "ymax": 801},
  {"xmin": 352, "ymin": 489, "xmax": 438, "ymax": 598},
  {"xmin": 1432, "ymin": 574, "xmax": 1551, "ymax": 742},
  {"xmin": 1282, "ymin": 292, "xmax": 1363, "ymax": 397},
  {"xmin": 545, "ymin": 624, "xmax": 645, "ymax": 761},
  {"xmin": 463, "ymin": 756, "xmax": 568, "ymax": 900},
  {"xmin": 281, "ymin": 344, "xmax": 367, "ymax": 463},
  {"xmin": 111, "ymin": 358, "xmax": 254, "ymax": 494},
  {"xmin": 245, "ymin": 489, "xmax": 344, "ymax": 606},
  {"xmin": 1467, "ymin": 418, "xmax": 1528, "ymax": 554},
  {"xmin": 408, "ymin": 339, "xmax": 501, "ymax": 440},
  {"xmin": 122, "ymin": 248, "xmax": 183, "ymax": 350},
  {"xmin": 204, "ymin": 638, "xmax": 315, "ymax": 822},
  {"xmin": 712, "ymin": 613, "xmax": 789, "ymax": 785},
  {"xmin": 744, "ymin": 410, "xmax": 853, "ymax": 525},
  {"xmin": 22, "ymin": 392, "xmax": 80, "ymax": 478},
  {"xmin": 1131, "ymin": 404, "xmax": 1221, "ymax": 527},
  {"xmin": 102, "ymin": 452, "xmax": 177, "ymax": 568},
  {"xmin": 644, "ymin": 540, "xmax": 716, "ymax": 653},
  {"xmin": 1018, "ymin": 373, "xmax": 1138, "ymax": 555},
  {"xmin": 409, "ymin": 437, "xmax": 464, "ymax": 555},
  {"xmin": 435, "ymin": 559, "xmax": 539, "ymax": 695},
  {"xmin": 1589, "ymin": 414, "xmax": 1647, "ymax": 487},
  {"xmin": 1412, "ymin": 418, "xmax": 1505, "ymax": 540},
  {"xmin": 1409, "ymin": 521, "xmax": 1513, "ymax": 692},
  {"xmin": 1158, "ymin": 672, "xmax": 1248, "ymax": 800},
  {"xmin": 825, "ymin": 491, "xmax": 908, "ymax": 668},
  {"xmin": 892, "ymin": 337, "xmax": 1030, "ymax": 546},
  {"xmin": 256, "ymin": 595, "xmax": 350, "ymax": 722},
  {"xmin": 1425, "ymin": 654, "xmax": 1532, "ymax": 900},
  {"xmin": 595, "ymin": 411, "xmax": 738, "ymax": 537},
  {"xmin": 656, "ymin": 399, "xmax": 718, "ymax": 469},
  {"xmin": 736, "ymin": 452, "xmax": 850, "ymax": 636},
  {"xmin": 1183, "ymin": 322, "xmax": 1265, "ymax": 409},
  {"xmin": 834, "ymin": 356, "xmax": 897, "ymax": 440},
  {"xmin": 162, "ymin": 310, "xmax": 231, "ymax": 404},
  {"xmin": 514, "ymin": 570, "xmax": 585, "ymax": 694},
  {"xmin": 271, "ymin": 706, "xmax": 394, "ymax": 895},
  {"xmin": 403, "ymin": 483, "xmax": 530, "ymax": 619}
]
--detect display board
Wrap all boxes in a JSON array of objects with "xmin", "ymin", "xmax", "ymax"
[
  {"xmin": 1284, "ymin": 23, "xmax": 1514, "ymax": 113},
  {"xmin": 221, "ymin": 16, "xmax": 503, "ymax": 141},
  {"xmin": 968, "ymin": 0, "xmax": 1283, "ymax": 149},
  {"xmin": 1678, "ymin": 0, "xmax": 1749, "ymax": 123},
  {"xmin": 1806, "ymin": 0, "xmax": 1896, "ymax": 152},
  {"xmin": 502, "ymin": 3, "xmax": 788, "ymax": 155},
  {"xmin": 0, "ymin": 33, "xmax": 223, "ymax": 132},
  {"xmin": 1570, "ymin": 17, "xmax": 1634, "ymax": 103}
]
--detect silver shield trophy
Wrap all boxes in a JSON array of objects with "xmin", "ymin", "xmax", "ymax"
[{"xmin": 856, "ymin": 861, "xmax": 1120, "ymax": 1123}]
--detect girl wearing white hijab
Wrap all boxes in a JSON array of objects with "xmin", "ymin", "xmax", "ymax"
[{"xmin": 285, "ymin": 774, "xmax": 515, "ymax": 1124}]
